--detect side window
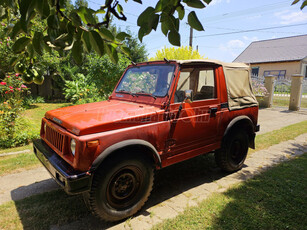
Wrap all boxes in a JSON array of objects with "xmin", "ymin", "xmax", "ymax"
[
  {"xmin": 174, "ymin": 71, "xmax": 191, "ymax": 103},
  {"xmin": 174, "ymin": 67, "xmax": 216, "ymax": 103},
  {"xmin": 194, "ymin": 69, "xmax": 216, "ymax": 101}
]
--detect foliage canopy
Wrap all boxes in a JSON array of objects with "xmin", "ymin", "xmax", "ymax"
[
  {"xmin": 150, "ymin": 46, "xmax": 204, "ymax": 60},
  {"xmin": 0, "ymin": 0, "xmax": 212, "ymax": 68}
]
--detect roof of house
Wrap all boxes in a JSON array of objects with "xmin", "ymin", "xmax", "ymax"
[{"xmin": 233, "ymin": 35, "xmax": 307, "ymax": 64}]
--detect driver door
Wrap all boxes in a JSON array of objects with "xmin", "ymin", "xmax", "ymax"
[{"xmin": 166, "ymin": 66, "xmax": 221, "ymax": 159}]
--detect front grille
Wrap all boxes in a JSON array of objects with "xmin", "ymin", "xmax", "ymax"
[{"xmin": 45, "ymin": 125, "xmax": 65, "ymax": 153}]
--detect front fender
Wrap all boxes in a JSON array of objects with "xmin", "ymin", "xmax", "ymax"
[{"xmin": 90, "ymin": 139, "xmax": 161, "ymax": 172}]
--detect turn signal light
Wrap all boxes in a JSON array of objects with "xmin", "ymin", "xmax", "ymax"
[{"xmin": 87, "ymin": 140, "xmax": 99, "ymax": 148}]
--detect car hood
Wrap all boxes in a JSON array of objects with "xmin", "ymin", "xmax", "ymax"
[{"xmin": 45, "ymin": 100, "xmax": 162, "ymax": 135}]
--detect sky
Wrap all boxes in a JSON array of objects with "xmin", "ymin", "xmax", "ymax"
[{"xmin": 74, "ymin": 0, "xmax": 307, "ymax": 62}]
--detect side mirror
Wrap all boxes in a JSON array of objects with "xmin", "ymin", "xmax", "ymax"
[{"xmin": 184, "ymin": 90, "xmax": 193, "ymax": 103}]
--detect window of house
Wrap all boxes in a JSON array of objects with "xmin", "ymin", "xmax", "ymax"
[
  {"xmin": 263, "ymin": 70, "xmax": 286, "ymax": 79},
  {"xmin": 251, "ymin": 67, "xmax": 259, "ymax": 77}
]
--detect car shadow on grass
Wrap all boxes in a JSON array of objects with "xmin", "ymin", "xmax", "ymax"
[
  {"xmin": 209, "ymin": 146, "xmax": 307, "ymax": 230},
  {"xmin": 11, "ymin": 153, "xmax": 236, "ymax": 230}
]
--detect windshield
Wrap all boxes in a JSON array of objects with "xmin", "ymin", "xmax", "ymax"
[{"xmin": 116, "ymin": 64, "xmax": 176, "ymax": 97}]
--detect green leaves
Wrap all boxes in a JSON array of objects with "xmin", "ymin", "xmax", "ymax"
[
  {"xmin": 12, "ymin": 37, "xmax": 31, "ymax": 53},
  {"xmin": 99, "ymin": 27, "xmax": 114, "ymax": 41},
  {"xmin": 188, "ymin": 11, "xmax": 204, "ymax": 31},
  {"xmin": 291, "ymin": 0, "xmax": 307, "ymax": 9},
  {"xmin": 89, "ymin": 30, "xmax": 105, "ymax": 56},
  {"xmin": 72, "ymin": 40, "xmax": 83, "ymax": 65},
  {"xmin": 34, "ymin": 0, "xmax": 50, "ymax": 19},
  {"xmin": 137, "ymin": 7, "xmax": 159, "ymax": 42},
  {"xmin": 168, "ymin": 30, "xmax": 181, "ymax": 46},
  {"xmin": 183, "ymin": 0, "xmax": 206, "ymax": 9},
  {"xmin": 33, "ymin": 32, "xmax": 44, "ymax": 55},
  {"xmin": 116, "ymin": 32, "xmax": 130, "ymax": 41},
  {"xmin": 77, "ymin": 6, "xmax": 96, "ymax": 25}
]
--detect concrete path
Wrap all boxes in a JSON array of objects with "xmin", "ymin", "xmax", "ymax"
[
  {"xmin": 0, "ymin": 107, "xmax": 306, "ymax": 205},
  {"xmin": 258, "ymin": 107, "xmax": 307, "ymax": 135},
  {"xmin": 0, "ymin": 168, "xmax": 59, "ymax": 205}
]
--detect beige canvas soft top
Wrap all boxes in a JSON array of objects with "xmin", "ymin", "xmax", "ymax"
[{"xmin": 175, "ymin": 59, "xmax": 258, "ymax": 110}]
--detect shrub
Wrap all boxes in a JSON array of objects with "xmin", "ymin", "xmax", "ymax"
[
  {"xmin": 0, "ymin": 74, "xmax": 32, "ymax": 148},
  {"xmin": 64, "ymin": 73, "xmax": 104, "ymax": 104}
]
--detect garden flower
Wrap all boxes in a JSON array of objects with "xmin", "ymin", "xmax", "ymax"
[
  {"xmin": 7, "ymin": 76, "xmax": 10, "ymax": 78},
  {"xmin": 17, "ymin": 88, "xmax": 21, "ymax": 91},
  {"xmin": 18, "ymin": 78, "xmax": 22, "ymax": 81},
  {"xmin": 9, "ymin": 89, "xmax": 14, "ymax": 92},
  {"xmin": 15, "ymin": 73, "xmax": 20, "ymax": 76},
  {"xmin": 0, "ymin": 82, "xmax": 6, "ymax": 85},
  {"xmin": 21, "ymin": 84, "xmax": 27, "ymax": 88},
  {"xmin": 5, "ymin": 91, "xmax": 8, "ymax": 94},
  {"xmin": 9, "ymin": 86, "xmax": 13, "ymax": 89}
]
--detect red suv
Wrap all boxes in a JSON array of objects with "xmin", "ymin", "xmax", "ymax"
[{"xmin": 34, "ymin": 59, "xmax": 259, "ymax": 221}]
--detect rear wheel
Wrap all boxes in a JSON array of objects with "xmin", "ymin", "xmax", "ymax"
[
  {"xmin": 215, "ymin": 130, "xmax": 249, "ymax": 172},
  {"xmin": 85, "ymin": 155, "xmax": 154, "ymax": 222}
]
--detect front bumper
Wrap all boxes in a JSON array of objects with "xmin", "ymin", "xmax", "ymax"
[{"xmin": 33, "ymin": 139, "xmax": 92, "ymax": 195}]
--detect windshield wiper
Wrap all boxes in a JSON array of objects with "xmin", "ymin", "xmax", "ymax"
[
  {"xmin": 118, "ymin": 89, "xmax": 136, "ymax": 97},
  {"xmin": 135, "ymin": 91, "xmax": 157, "ymax": 100}
]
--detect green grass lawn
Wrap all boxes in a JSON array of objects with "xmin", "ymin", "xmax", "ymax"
[
  {"xmin": 273, "ymin": 96, "xmax": 307, "ymax": 108},
  {"xmin": 153, "ymin": 153, "xmax": 307, "ymax": 230},
  {"xmin": 22, "ymin": 102, "xmax": 71, "ymax": 134}
]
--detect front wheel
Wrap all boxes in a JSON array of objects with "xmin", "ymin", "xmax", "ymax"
[
  {"xmin": 85, "ymin": 155, "xmax": 154, "ymax": 222},
  {"xmin": 215, "ymin": 130, "xmax": 249, "ymax": 172}
]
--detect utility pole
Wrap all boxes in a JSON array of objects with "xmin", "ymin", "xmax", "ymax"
[{"xmin": 189, "ymin": 26, "xmax": 193, "ymax": 49}]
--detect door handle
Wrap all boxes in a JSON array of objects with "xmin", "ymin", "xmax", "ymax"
[{"xmin": 210, "ymin": 107, "xmax": 218, "ymax": 117}]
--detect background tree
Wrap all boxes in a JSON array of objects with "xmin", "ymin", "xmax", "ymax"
[{"xmin": 150, "ymin": 46, "xmax": 204, "ymax": 61}]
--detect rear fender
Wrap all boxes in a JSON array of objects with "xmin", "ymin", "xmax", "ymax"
[{"xmin": 223, "ymin": 115, "xmax": 256, "ymax": 149}]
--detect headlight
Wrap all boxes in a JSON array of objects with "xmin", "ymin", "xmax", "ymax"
[{"xmin": 70, "ymin": 139, "xmax": 76, "ymax": 156}]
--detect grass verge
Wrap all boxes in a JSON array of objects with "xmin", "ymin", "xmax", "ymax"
[
  {"xmin": 0, "ymin": 190, "xmax": 89, "ymax": 230},
  {"xmin": 0, "ymin": 152, "xmax": 40, "ymax": 176},
  {"xmin": 153, "ymin": 153, "xmax": 307, "ymax": 230},
  {"xmin": 250, "ymin": 120, "xmax": 307, "ymax": 154},
  {"xmin": 273, "ymin": 96, "xmax": 307, "ymax": 108}
]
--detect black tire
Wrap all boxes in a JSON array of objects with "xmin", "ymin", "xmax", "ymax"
[
  {"xmin": 215, "ymin": 130, "xmax": 249, "ymax": 172},
  {"xmin": 85, "ymin": 155, "xmax": 154, "ymax": 222}
]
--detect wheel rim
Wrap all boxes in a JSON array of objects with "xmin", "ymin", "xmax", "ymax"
[
  {"xmin": 230, "ymin": 139, "xmax": 245, "ymax": 165},
  {"xmin": 106, "ymin": 166, "xmax": 143, "ymax": 210}
]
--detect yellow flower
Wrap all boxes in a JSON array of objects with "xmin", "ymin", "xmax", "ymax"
[{"xmin": 0, "ymin": 111, "xmax": 4, "ymax": 114}]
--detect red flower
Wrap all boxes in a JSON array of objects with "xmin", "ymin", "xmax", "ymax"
[
  {"xmin": 0, "ymin": 82, "xmax": 6, "ymax": 85},
  {"xmin": 15, "ymin": 73, "xmax": 19, "ymax": 77},
  {"xmin": 9, "ymin": 89, "xmax": 13, "ymax": 92},
  {"xmin": 18, "ymin": 78, "xmax": 22, "ymax": 81},
  {"xmin": 17, "ymin": 88, "xmax": 21, "ymax": 91},
  {"xmin": 7, "ymin": 76, "xmax": 10, "ymax": 78},
  {"xmin": 9, "ymin": 86, "xmax": 13, "ymax": 89},
  {"xmin": 5, "ymin": 91, "xmax": 8, "ymax": 94},
  {"xmin": 21, "ymin": 84, "xmax": 27, "ymax": 88}
]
